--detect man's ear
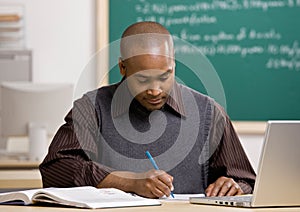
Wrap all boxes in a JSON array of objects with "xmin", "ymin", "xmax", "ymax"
[{"xmin": 118, "ymin": 58, "xmax": 126, "ymax": 76}]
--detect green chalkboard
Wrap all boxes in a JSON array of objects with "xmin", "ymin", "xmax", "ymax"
[{"xmin": 109, "ymin": 0, "xmax": 300, "ymax": 121}]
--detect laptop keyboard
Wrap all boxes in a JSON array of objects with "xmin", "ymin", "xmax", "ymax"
[{"xmin": 204, "ymin": 195, "xmax": 252, "ymax": 202}]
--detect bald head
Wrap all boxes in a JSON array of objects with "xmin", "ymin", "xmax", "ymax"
[
  {"xmin": 120, "ymin": 22, "xmax": 174, "ymax": 60},
  {"xmin": 121, "ymin": 21, "xmax": 170, "ymax": 38}
]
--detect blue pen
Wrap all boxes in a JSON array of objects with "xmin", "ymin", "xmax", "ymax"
[{"xmin": 145, "ymin": 151, "xmax": 175, "ymax": 198}]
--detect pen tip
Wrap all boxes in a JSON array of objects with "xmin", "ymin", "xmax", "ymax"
[{"xmin": 171, "ymin": 192, "xmax": 175, "ymax": 198}]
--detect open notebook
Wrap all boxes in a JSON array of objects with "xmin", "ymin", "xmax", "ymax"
[
  {"xmin": 0, "ymin": 186, "xmax": 161, "ymax": 209},
  {"xmin": 190, "ymin": 120, "xmax": 300, "ymax": 208}
]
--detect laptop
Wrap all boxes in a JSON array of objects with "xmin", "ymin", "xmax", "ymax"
[{"xmin": 190, "ymin": 120, "xmax": 300, "ymax": 207}]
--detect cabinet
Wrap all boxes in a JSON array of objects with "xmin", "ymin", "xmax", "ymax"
[
  {"xmin": 0, "ymin": 50, "xmax": 32, "ymax": 150},
  {"xmin": 0, "ymin": 50, "xmax": 32, "ymax": 81}
]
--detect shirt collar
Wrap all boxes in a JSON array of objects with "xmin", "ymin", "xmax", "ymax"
[{"xmin": 111, "ymin": 78, "xmax": 186, "ymax": 118}]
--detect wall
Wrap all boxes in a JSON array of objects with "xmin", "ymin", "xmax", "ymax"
[
  {"xmin": 0, "ymin": 0, "xmax": 97, "ymax": 95},
  {"xmin": 239, "ymin": 134, "xmax": 264, "ymax": 173},
  {"xmin": 0, "ymin": 0, "xmax": 97, "ymax": 150}
]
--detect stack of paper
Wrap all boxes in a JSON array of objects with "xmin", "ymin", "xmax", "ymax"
[{"xmin": 0, "ymin": 5, "xmax": 25, "ymax": 49}]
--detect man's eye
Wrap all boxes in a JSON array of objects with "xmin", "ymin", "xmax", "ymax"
[
  {"xmin": 137, "ymin": 78, "xmax": 149, "ymax": 83},
  {"xmin": 160, "ymin": 76, "xmax": 168, "ymax": 81},
  {"xmin": 159, "ymin": 74, "xmax": 170, "ymax": 81}
]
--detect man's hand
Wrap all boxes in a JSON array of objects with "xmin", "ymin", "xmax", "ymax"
[
  {"xmin": 205, "ymin": 176, "xmax": 244, "ymax": 197},
  {"xmin": 97, "ymin": 170, "xmax": 174, "ymax": 199},
  {"xmin": 134, "ymin": 169, "xmax": 174, "ymax": 198}
]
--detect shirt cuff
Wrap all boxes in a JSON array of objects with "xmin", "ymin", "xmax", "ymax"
[
  {"xmin": 237, "ymin": 180, "xmax": 253, "ymax": 194},
  {"xmin": 85, "ymin": 161, "xmax": 115, "ymax": 187}
]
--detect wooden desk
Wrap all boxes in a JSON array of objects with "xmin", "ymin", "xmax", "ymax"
[
  {"xmin": 0, "ymin": 159, "xmax": 39, "ymax": 169},
  {"xmin": 0, "ymin": 169, "xmax": 42, "ymax": 189},
  {"xmin": 0, "ymin": 202, "xmax": 299, "ymax": 212},
  {"xmin": 0, "ymin": 158, "xmax": 42, "ymax": 189}
]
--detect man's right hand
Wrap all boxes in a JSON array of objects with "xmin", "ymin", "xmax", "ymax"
[
  {"xmin": 134, "ymin": 169, "xmax": 174, "ymax": 198},
  {"xmin": 97, "ymin": 170, "xmax": 174, "ymax": 198}
]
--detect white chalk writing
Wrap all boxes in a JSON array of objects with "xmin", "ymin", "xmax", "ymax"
[
  {"xmin": 266, "ymin": 58, "xmax": 300, "ymax": 70},
  {"xmin": 135, "ymin": 0, "xmax": 299, "ymax": 15},
  {"xmin": 136, "ymin": 14, "xmax": 217, "ymax": 27},
  {"xmin": 175, "ymin": 44, "xmax": 264, "ymax": 57},
  {"xmin": 178, "ymin": 28, "xmax": 281, "ymax": 44},
  {"xmin": 134, "ymin": 0, "xmax": 300, "ymax": 71}
]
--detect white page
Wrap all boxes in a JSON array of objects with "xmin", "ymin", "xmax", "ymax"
[
  {"xmin": 32, "ymin": 186, "xmax": 161, "ymax": 208},
  {"xmin": 160, "ymin": 193, "xmax": 205, "ymax": 202},
  {"xmin": 0, "ymin": 188, "xmax": 42, "ymax": 205}
]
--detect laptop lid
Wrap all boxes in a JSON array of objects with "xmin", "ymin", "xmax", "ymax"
[{"xmin": 251, "ymin": 120, "xmax": 300, "ymax": 207}]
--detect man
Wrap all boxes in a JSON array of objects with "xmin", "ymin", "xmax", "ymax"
[{"xmin": 40, "ymin": 22, "xmax": 256, "ymax": 198}]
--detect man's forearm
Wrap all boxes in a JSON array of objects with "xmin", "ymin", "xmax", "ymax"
[
  {"xmin": 97, "ymin": 170, "xmax": 174, "ymax": 198},
  {"xmin": 97, "ymin": 171, "xmax": 137, "ymax": 193}
]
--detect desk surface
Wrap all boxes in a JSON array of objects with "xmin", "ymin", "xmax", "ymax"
[
  {"xmin": 0, "ymin": 158, "xmax": 42, "ymax": 189},
  {"xmin": 0, "ymin": 169, "xmax": 42, "ymax": 189},
  {"xmin": 0, "ymin": 159, "xmax": 40, "ymax": 169},
  {"xmin": 0, "ymin": 202, "xmax": 299, "ymax": 212}
]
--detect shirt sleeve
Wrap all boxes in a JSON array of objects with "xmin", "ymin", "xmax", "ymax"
[
  {"xmin": 39, "ymin": 93, "xmax": 114, "ymax": 188},
  {"xmin": 208, "ymin": 103, "xmax": 256, "ymax": 194}
]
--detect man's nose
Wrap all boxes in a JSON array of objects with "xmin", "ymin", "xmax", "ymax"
[
  {"xmin": 146, "ymin": 82, "xmax": 162, "ymax": 96},
  {"xmin": 146, "ymin": 88, "xmax": 162, "ymax": 96}
]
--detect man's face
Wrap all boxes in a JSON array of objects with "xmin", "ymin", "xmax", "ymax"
[{"xmin": 122, "ymin": 54, "xmax": 175, "ymax": 111}]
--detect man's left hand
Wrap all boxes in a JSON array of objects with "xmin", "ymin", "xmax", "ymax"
[{"xmin": 205, "ymin": 176, "xmax": 244, "ymax": 197}]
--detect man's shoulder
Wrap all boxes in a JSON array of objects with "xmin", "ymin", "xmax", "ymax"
[
  {"xmin": 177, "ymin": 83, "xmax": 227, "ymax": 115},
  {"xmin": 177, "ymin": 83, "xmax": 213, "ymax": 103},
  {"xmin": 73, "ymin": 83, "xmax": 119, "ymax": 107},
  {"xmin": 85, "ymin": 82, "xmax": 119, "ymax": 99}
]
